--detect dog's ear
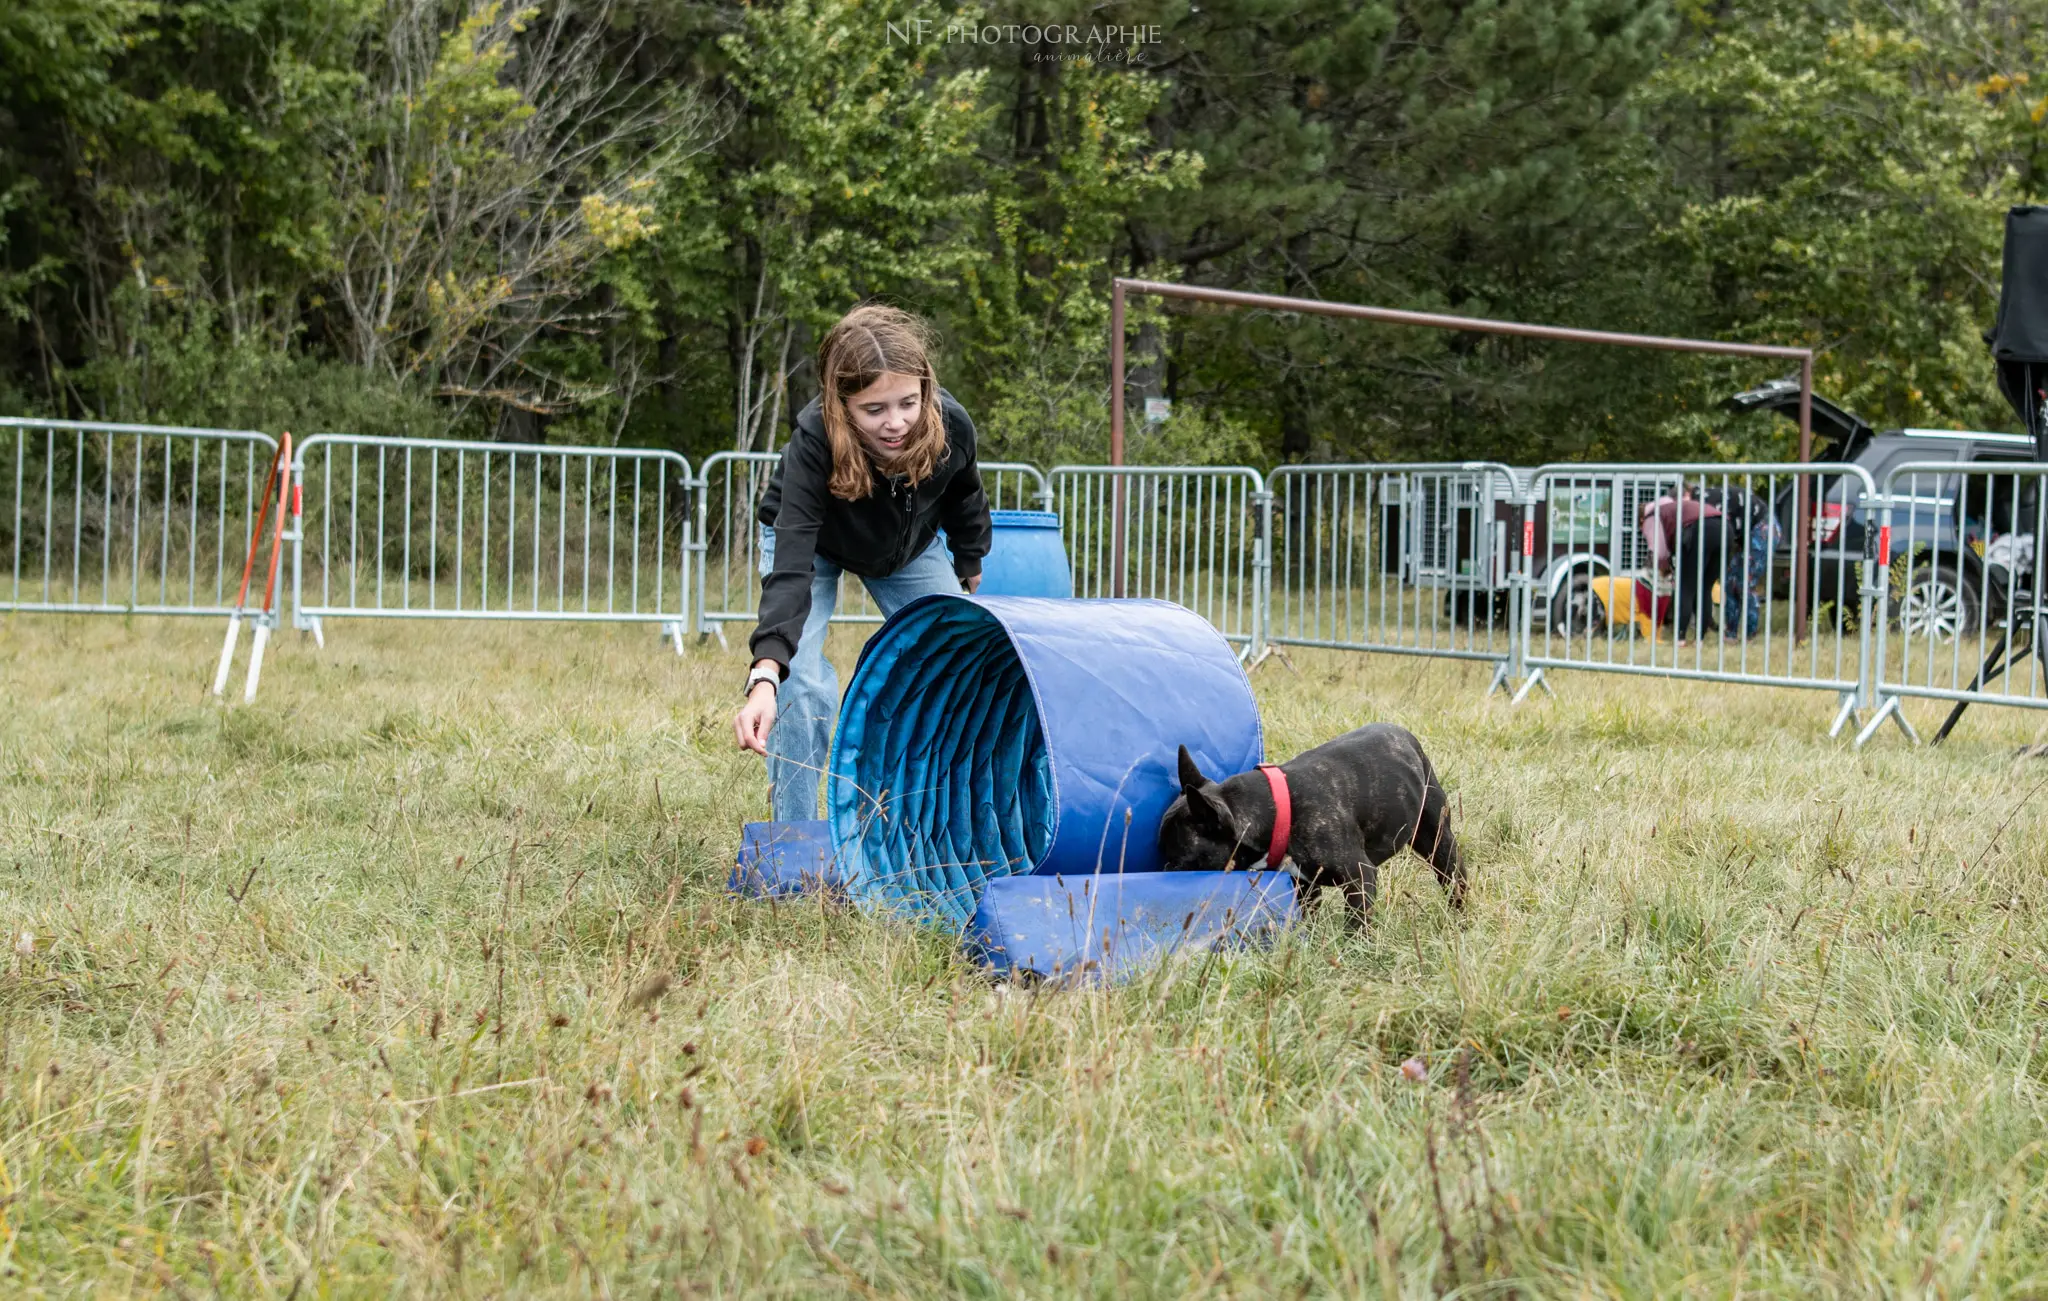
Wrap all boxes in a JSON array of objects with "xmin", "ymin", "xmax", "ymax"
[
  {"xmin": 1191, "ymin": 787, "xmax": 1235, "ymax": 836},
  {"xmin": 1176, "ymin": 745, "xmax": 1235, "ymax": 835}
]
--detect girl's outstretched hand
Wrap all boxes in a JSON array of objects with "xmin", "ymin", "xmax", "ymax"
[{"xmin": 735, "ymin": 684, "xmax": 776, "ymax": 754}]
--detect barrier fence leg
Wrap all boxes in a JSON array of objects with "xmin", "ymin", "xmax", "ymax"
[
  {"xmin": 1500, "ymin": 580, "xmax": 1525, "ymax": 700},
  {"xmin": 1852, "ymin": 495, "xmax": 1916, "ymax": 748},
  {"xmin": 1505, "ymin": 495, "xmax": 1547, "ymax": 705},
  {"xmin": 1244, "ymin": 489, "xmax": 1292, "ymax": 673},
  {"xmin": 1242, "ymin": 489, "xmax": 1293, "ymax": 672},
  {"xmin": 691, "ymin": 472, "xmax": 719, "ymax": 646},
  {"xmin": 1853, "ymin": 694, "xmax": 1919, "ymax": 748},
  {"xmin": 1245, "ymin": 493, "xmax": 1261, "ymax": 667},
  {"xmin": 1828, "ymin": 690, "xmax": 1859, "ymax": 739},
  {"xmin": 289, "ymin": 462, "xmax": 309, "ymax": 636},
  {"xmin": 1244, "ymin": 642, "xmax": 1295, "ymax": 674},
  {"xmin": 1833, "ymin": 510, "xmax": 1885, "ymax": 740}
]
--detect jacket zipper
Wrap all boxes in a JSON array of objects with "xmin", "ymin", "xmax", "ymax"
[{"xmin": 895, "ymin": 476, "xmax": 915, "ymax": 566}]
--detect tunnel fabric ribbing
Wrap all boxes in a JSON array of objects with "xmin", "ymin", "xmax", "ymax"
[{"xmin": 827, "ymin": 595, "xmax": 1263, "ymax": 924}]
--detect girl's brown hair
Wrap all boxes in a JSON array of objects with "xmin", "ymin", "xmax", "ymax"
[{"xmin": 817, "ymin": 304, "xmax": 947, "ymax": 500}]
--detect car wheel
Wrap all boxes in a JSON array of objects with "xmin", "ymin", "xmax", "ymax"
[
  {"xmin": 1893, "ymin": 559, "xmax": 1980, "ymax": 641},
  {"xmin": 1550, "ymin": 575, "xmax": 1608, "ymax": 637}
]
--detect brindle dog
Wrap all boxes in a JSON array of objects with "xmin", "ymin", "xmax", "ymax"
[{"xmin": 1159, "ymin": 723, "xmax": 1464, "ymax": 924}]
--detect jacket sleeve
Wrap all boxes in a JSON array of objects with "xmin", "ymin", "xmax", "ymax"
[
  {"xmin": 1641, "ymin": 500, "xmax": 1671, "ymax": 573},
  {"xmin": 748, "ymin": 434, "xmax": 830, "ymax": 674},
  {"xmin": 936, "ymin": 405, "xmax": 991, "ymax": 579}
]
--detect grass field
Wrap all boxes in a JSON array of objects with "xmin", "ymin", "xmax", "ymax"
[{"xmin": 5, "ymin": 613, "xmax": 2048, "ymax": 1297}]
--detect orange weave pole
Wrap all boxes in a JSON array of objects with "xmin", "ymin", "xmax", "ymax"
[
  {"xmin": 256, "ymin": 431, "xmax": 292, "ymax": 617},
  {"xmin": 214, "ymin": 433, "xmax": 292, "ymax": 701},
  {"xmin": 230, "ymin": 432, "xmax": 292, "ymax": 614}
]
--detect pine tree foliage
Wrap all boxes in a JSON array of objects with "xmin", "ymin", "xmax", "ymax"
[{"xmin": 1, "ymin": 0, "xmax": 2045, "ymax": 462}]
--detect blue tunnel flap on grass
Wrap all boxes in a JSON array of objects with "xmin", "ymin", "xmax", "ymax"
[
  {"xmin": 730, "ymin": 820, "xmax": 841, "ymax": 897},
  {"xmin": 827, "ymin": 595, "xmax": 1263, "ymax": 926},
  {"xmin": 965, "ymin": 871, "xmax": 1297, "ymax": 981}
]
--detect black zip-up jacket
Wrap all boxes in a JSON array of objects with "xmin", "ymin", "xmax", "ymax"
[{"xmin": 750, "ymin": 389, "xmax": 990, "ymax": 673}]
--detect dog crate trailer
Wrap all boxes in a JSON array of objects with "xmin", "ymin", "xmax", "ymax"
[
  {"xmin": 1385, "ymin": 466, "xmax": 1525, "ymax": 628},
  {"xmin": 1371, "ymin": 465, "xmax": 1683, "ymax": 633}
]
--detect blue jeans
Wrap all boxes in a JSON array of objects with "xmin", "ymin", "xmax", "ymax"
[
  {"xmin": 1720, "ymin": 521, "xmax": 1780, "ymax": 638},
  {"xmin": 760, "ymin": 527, "xmax": 964, "ymax": 822}
]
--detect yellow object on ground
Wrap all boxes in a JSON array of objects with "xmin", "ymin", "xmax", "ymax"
[
  {"xmin": 1588, "ymin": 575, "xmax": 1659, "ymax": 641},
  {"xmin": 1587, "ymin": 575, "xmax": 1726, "ymax": 642}
]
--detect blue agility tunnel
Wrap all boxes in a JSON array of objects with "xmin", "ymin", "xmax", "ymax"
[
  {"xmin": 826, "ymin": 594, "xmax": 1263, "ymax": 925},
  {"xmin": 966, "ymin": 871, "xmax": 1297, "ymax": 981},
  {"xmin": 729, "ymin": 820, "xmax": 842, "ymax": 897}
]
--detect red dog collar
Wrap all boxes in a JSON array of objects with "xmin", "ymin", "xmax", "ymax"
[{"xmin": 1256, "ymin": 763, "xmax": 1291, "ymax": 866}]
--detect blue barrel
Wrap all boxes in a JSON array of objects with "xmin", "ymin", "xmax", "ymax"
[
  {"xmin": 826, "ymin": 594, "xmax": 1262, "ymax": 925},
  {"xmin": 971, "ymin": 510, "xmax": 1072, "ymax": 598}
]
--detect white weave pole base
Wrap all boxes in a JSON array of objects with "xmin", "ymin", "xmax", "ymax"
[
  {"xmin": 243, "ymin": 624, "xmax": 271, "ymax": 703},
  {"xmin": 211, "ymin": 613, "xmax": 243, "ymax": 698}
]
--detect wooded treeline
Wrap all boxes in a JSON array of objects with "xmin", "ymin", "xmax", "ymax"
[{"xmin": 3, "ymin": 0, "xmax": 2045, "ymax": 466}]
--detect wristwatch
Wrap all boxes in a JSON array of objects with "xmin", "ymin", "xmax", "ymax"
[{"xmin": 744, "ymin": 664, "xmax": 781, "ymax": 698}]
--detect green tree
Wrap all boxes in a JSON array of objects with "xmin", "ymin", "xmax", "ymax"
[
  {"xmin": 1641, "ymin": 0, "xmax": 2047, "ymax": 449},
  {"xmin": 1, "ymin": 0, "xmax": 372, "ymax": 420},
  {"xmin": 326, "ymin": 0, "xmax": 708, "ymax": 439},
  {"xmin": 701, "ymin": 0, "xmax": 987, "ymax": 452},
  {"xmin": 1122, "ymin": 0, "xmax": 1678, "ymax": 464},
  {"xmin": 945, "ymin": 36, "xmax": 1203, "ymax": 466}
]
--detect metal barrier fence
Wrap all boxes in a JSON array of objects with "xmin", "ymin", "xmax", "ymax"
[
  {"xmin": 1268, "ymin": 463, "xmax": 1522, "ymax": 690},
  {"xmin": 1516, "ymin": 463, "xmax": 1881, "ymax": 734},
  {"xmin": 2, "ymin": 418, "xmax": 279, "ymax": 616},
  {"xmin": 288, "ymin": 435, "xmax": 695, "ymax": 648},
  {"xmin": 1856, "ymin": 461, "xmax": 2048, "ymax": 745},
  {"xmin": 12, "ymin": 415, "xmax": 2048, "ymax": 746},
  {"xmin": 1048, "ymin": 465, "xmax": 1267, "ymax": 655},
  {"xmin": 693, "ymin": 452, "xmax": 1052, "ymax": 642}
]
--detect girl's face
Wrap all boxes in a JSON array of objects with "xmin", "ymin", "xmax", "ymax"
[{"xmin": 844, "ymin": 371, "xmax": 924, "ymax": 462}]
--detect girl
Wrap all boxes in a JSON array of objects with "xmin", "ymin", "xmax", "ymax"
[{"xmin": 732, "ymin": 305, "xmax": 991, "ymax": 822}]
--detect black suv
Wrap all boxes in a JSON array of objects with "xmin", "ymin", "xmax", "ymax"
[{"xmin": 1727, "ymin": 379, "xmax": 2039, "ymax": 635}]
